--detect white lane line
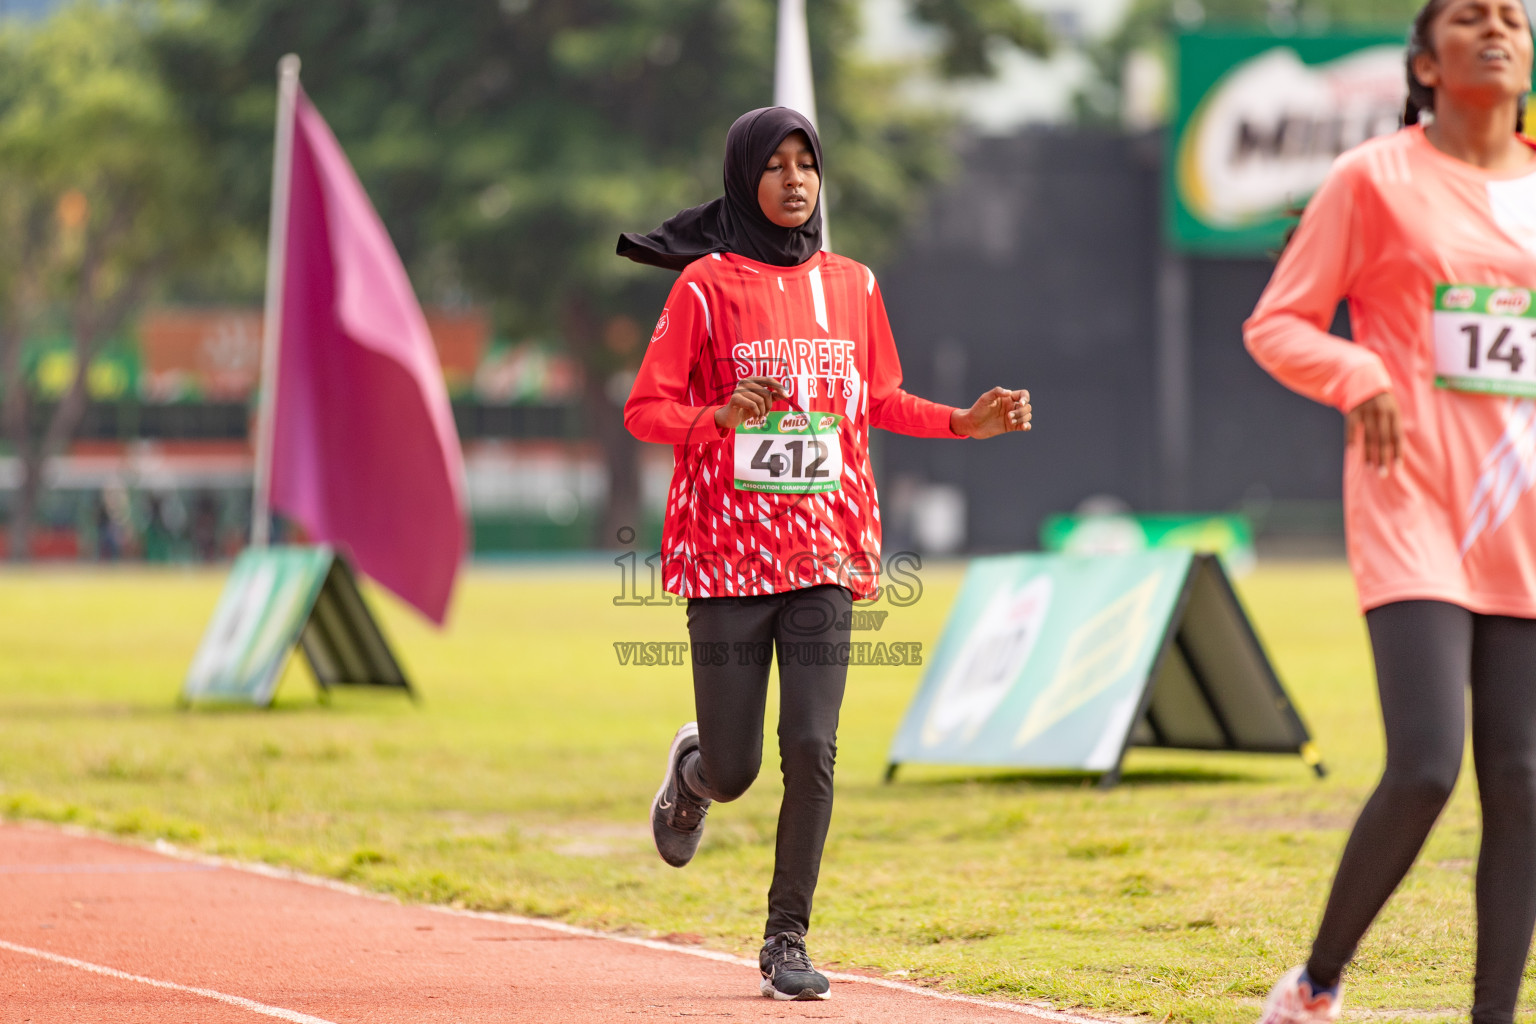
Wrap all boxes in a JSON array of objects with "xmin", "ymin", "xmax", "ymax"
[
  {"xmin": 0, "ymin": 863, "xmax": 218, "ymax": 874},
  {"xmin": 145, "ymin": 842, "xmax": 1116, "ymax": 1024},
  {"xmin": 434, "ymin": 906, "xmax": 1104, "ymax": 1022},
  {"xmin": 0, "ymin": 939, "xmax": 338, "ymax": 1024},
  {"xmin": 16, "ymin": 825, "xmax": 1120, "ymax": 1024}
]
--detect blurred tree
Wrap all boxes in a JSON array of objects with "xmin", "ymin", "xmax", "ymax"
[
  {"xmin": 1075, "ymin": 0, "xmax": 1423, "ymax": 126},
  {"xmin": 0, "ymin": 2, "xmax": 226, "ymax": 560},
  {"xmin": 155, "ymin": 0, "xmax": 1051, "ymax": 547},
  {"xmin": 910, "ymin": 0, "xmax": 1052, "ymax": 76}
]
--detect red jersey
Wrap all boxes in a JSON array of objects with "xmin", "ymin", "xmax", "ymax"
[{"xmin": 624, "ymin": 250, "xmax": 961, "ymax": 599}]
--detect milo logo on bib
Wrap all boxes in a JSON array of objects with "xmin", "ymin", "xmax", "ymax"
[
  {"xmin": 1442, "ymin": 286, "xmax": 1477, "ymax": 311},
  {"xmin": 1433, "ymin": 283, "xmax": 1536, "ymax": 397},
  {"xmin": 1489, "ymin": 289, "xmax": 1532, "ymax": 316},
  {"xmin": 778, "ymin": 413, "xmax": 809, "ymax": 433},
  {"xmin": 734, "ymin": 410, "xmax": 845, "ymax": 494}
]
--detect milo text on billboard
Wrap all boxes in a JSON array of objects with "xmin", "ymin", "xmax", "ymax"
[{"xmin": 1168, "ymin": 33, "xmax": 1406, "ymax": 255}]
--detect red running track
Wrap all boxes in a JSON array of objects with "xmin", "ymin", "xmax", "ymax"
[{"xmin": 0, "ymin": 824, "xmax": 1085, "ymax": 1024}]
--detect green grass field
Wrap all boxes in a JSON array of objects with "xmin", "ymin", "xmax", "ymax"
[{"xmin": 0, "ymin": 562, "xmax": 1512, "ymax": 1023}]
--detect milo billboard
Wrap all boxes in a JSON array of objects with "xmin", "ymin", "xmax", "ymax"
[{"xmin": 1168, "ymin": 32, "xmax": 1406, "ymax": 255}]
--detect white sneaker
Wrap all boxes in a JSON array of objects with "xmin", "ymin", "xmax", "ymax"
[{"xmin": 1259, "ymin": 966, "xmax": 1342, "ymax": 1024}]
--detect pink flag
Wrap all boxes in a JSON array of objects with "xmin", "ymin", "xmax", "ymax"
[{"xmin": 269, "ymin": 88, "xmax": 466, "ymax": 625}]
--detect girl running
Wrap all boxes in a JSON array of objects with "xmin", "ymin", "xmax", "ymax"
[
  {"xmin": 618, "ymin": 106, "xmax": 1031, "ymax": 1001},
  {"xmin": 1245, "ymin": 3, "xmax": 1536, "ymax": 1022}
]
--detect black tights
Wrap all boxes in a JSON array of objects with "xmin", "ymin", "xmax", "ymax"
[
  {"xmin": 680, "ymin": 584, "xmax": 852, "ymax": 939},
  {"xmin": 1308, "ymin": 600, "xmax": 1536, "ymax": 1024}
]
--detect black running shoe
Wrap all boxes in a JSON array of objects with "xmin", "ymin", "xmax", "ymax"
[
  {"xmin": 759, "ymin": 932, "xmax": 831, "ymax": 1001},
  {"xmin": 650, "ymin": 722, "xmax": 711, "ymax": 868}
]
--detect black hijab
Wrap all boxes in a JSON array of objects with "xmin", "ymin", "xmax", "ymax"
[{"xmin": 616, "ymin": 107, "xmax": 823, "ymax": 271}]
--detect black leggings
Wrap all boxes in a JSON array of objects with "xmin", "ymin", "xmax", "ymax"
[
  {"xmin": 1308, "ymin": 601, "xmax": 1536, "ymax": 1024},
  {"xmin": 681, "ymin": 584, "xmax": 853, "ymax": 939}
]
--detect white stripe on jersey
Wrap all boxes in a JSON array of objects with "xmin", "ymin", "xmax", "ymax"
[
  {"xmin": 687, "ymin": 281, "xmax": 712, "ymax": 340},
  {"xmin": 809, "ymin": 266, "xmax": 829, "ymax": 333}
]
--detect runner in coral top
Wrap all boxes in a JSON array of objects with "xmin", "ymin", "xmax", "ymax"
[
  {"xmin": 1249, "ymin": 94, "xmax": 1536, "ymax": 616},
  {"xmin": 1245, "ymin": 3, "xmax": 1536, "ymax": 1023},
  {"xmin": 618, "ymin": 106, "xmax": 1031, "ymax": 1001}
]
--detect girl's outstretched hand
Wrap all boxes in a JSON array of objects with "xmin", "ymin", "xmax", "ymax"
[
  {"xmin": 714, "ymin": 376, "xmax": 790, "ymax": 431},
  {"xmin": 953, "ymin": 386, "xmax": 1031, "ymax": 439}
]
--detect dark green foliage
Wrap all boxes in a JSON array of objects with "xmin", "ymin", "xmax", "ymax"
[
  {"xmin": 155, "ymin": 0, "xmax": 1049, "ymax": 327},
  {"xmin": 911, "ymin": 0, "xmax": 1051, "ymax": 77},
  {"xmin": 0, "ymin": 1, "xmax": 234, "ymax": 556}
]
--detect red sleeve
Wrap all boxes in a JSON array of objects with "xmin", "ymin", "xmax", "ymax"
[
  {"xmin": 1243, "ymin": 163, "xmax": 1391, "ymax": 413},
  {"xmin": 865, "ymin": 274, "xmax": 963, "ymax": 438},
  {"xmin": 624, "ymin": 272, "xmax": 731, "ymax": 445}
]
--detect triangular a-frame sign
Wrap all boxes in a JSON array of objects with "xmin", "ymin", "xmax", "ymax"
[
  {"xmin": 1108, "ymin": 552, "xmax": 1322, "ymax": 786},
  {"xmin": 182, "ymin": 545, "xmax": 413, "ymax": 707},
  {"xmin": 885, "ymin": 551, "xmax": 1321, "ymax": 787}
]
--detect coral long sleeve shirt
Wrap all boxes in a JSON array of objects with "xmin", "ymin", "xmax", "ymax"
[
  {"xmin": 1246, "ymin": 124, "xmax": 1536, "ymax": 615},
  {"xmin": 625, "ymin": 250, "xmax": 961, "ymax": 599}
]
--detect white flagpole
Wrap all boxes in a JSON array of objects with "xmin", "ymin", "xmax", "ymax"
[
  {"xmin": 774, "ymin": 0, "xmax": 829, "ymax": 251},
  {"xmin": 250, "ymin": 53, "xmax": 301, "ymax": 548}
]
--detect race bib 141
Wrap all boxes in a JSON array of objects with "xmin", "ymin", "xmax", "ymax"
[
  {"xmin": 1433, "ymin": 283, "xmax": 1536, "ymax": 397},
  {"xmin": 734, "ymin": 411, "xmax": 844, "ymax": 494}
]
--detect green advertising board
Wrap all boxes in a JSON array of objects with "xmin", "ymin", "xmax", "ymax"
[
  {"xmin": 183, "ymin": 545, "xmax": 412, "ymax": 707},
  {"xmin": 1168, "ymin": 32, "xmax": 1405, "ymax": 255},
  {"xmin": 887, "ymin": 551, "xmax": 1319, "ymax": 785},
  {"xmin": 23, "ymin": 336, "xmax": 140, "ymax": 400},
  {"xmin": 1040, "ymin": 512, "xmax": 1256, "ymax": 576}
]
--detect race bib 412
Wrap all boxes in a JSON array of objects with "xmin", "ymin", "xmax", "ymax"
[{"xmin": 734, "ymin": 411, "xmax": 844, "ymax": 493}]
